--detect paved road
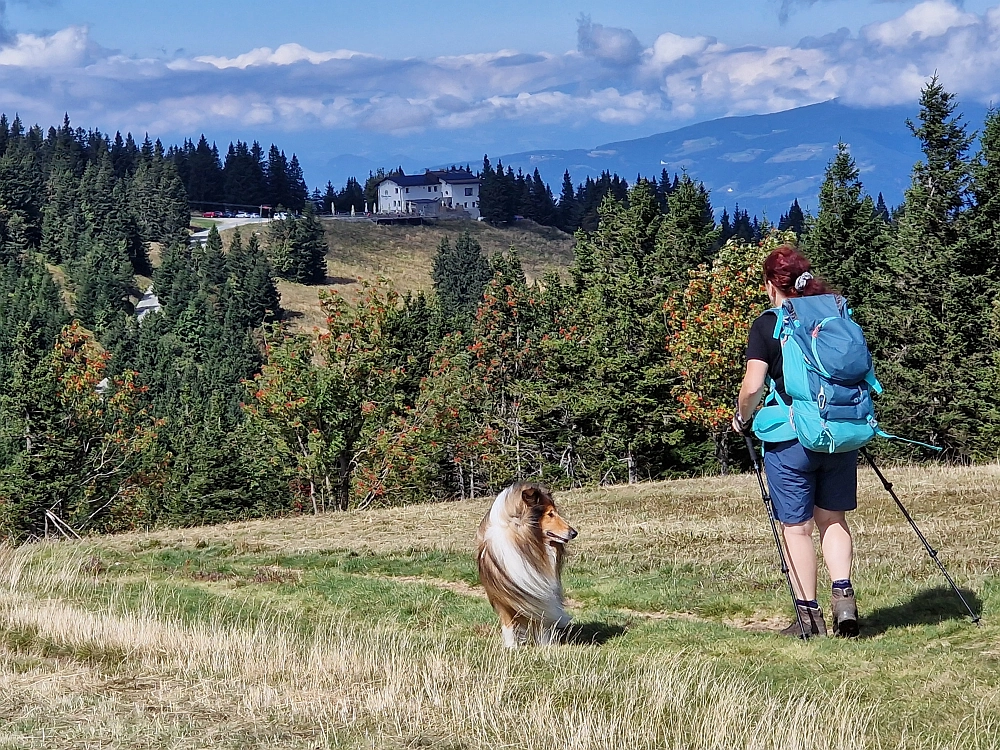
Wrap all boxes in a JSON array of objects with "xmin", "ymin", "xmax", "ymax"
[{"xmin": 190, "ymin": 216, "xmax": 271, "ymax": 244}]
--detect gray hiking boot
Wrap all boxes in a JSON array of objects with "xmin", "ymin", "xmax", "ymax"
[
  {"xmin": 832, "ymin": 587, "xmax": 860, "ymax": 637},
  {"xmin": 780, "ymin": 604, "xmax": 828, "ymax": 639}
]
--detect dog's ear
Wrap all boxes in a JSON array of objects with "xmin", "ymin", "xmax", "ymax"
[{"xmin": 521, "ymin": 486, "xmax": 541, "ymax": 505}]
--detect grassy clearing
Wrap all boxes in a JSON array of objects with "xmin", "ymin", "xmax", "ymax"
[
  {"xmin": 189, "ymin": 217, "xmax": 220, "ymax": 230},
  {"xmin": 2, "ymin": 463, "xmax": 998, "ymax": 748},
  {"xmin": 266, "ymin": 218, "xmax": 574, "ymax": 331}
]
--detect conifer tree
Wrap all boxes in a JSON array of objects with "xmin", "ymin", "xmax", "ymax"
[
  {"xmin": 777, "ymin": 199, "xmax": 806, "ymax": 236},
  {"xmin": 567, "ymin": 182, "xmax": 690, "ymax": 481},
  {"xmin": 968, "ymin": 108, "xmax": 1000, "ymax": 277},
  {"xmin": 556, "ymin": 170, "xmax": 581, "ymax": 232},
  {"xmin": 800, "ymin": 142, "xmax": 886, "ymax": 300},
  {"xmin": 431, "ymin": 231, "xmax": 491, "ymax": 331},
  {"xmin": 655, "ymin": 174, "xmax": 720, "ymax": 286},
  {"xmin": 871, "ymin": 77, "xmax": 983, "ymax": 455}
]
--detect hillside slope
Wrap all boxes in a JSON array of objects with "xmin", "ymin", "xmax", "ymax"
[
  {"xmin": 275, "ymin": 218, "xmax": 575, "ymax": 329},
  {"xmin": 2, "ymin": 463, "xmax": 996, "ymax": 748}
]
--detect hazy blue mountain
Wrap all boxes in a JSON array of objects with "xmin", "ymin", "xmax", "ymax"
[
  {"xmin": 494, "ymin": 99, "xmax": 988, "ymax": 221},
  {"xmin": 321, "ymin": 153, "xmax": 428, "ymax": 185}
]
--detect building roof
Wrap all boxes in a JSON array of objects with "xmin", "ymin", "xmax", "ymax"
[
  {"xmin": 380, "ymin": 169, "xmax": 481, "ymax": 188},
  {"xmin": 383, "ymin": 173, "xmax": 439, "ymax": 187},
  {"xmin": 429, "ymin": 169, "xmax": 479, "ymax": 185}
]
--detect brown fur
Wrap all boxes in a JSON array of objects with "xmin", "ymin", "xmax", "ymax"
[{"xmin": 475, "ymin": 482, "xmax": 577, "ymax": 647}]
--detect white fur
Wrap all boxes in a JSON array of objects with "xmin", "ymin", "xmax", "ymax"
[{"xmin": 482, "ymin": 487, "xmax": 569, "ymax": 627}]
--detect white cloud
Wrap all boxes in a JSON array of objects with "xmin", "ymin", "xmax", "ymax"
[
  {"xmin": 865, "ymin": 0, "xmax": 976, "ymax": 46},
  {"xmin": 0, "ymin": 26, "xmax": 90, "ymax": 67},
  {"xmin": 648, "ymin": 32, "xmax": 711, "ymax": 67},
  {"xmin": 577, "ymin": 15, "xmax": 643, "ymax": 66},
  {"xmin": 191, "ymin": 43, "xmax": 372, "ymax": 70},
  {"xmin": 1, "ymin": 2, "xmax": 1000, "ymax": 149}
]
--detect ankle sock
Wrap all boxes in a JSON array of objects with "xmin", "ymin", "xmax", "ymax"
[
  {"xmin": 832, "ymin": 579, "xmax": 853, "ymax": 591},
  {"xmin": 795, "ymin": 598, "xmax": 819, "ymax": 609}
]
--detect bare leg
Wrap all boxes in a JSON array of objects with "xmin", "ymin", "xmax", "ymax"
[
  {"xmin": 814, "ymin": 508, "xmax": 853, "ymax": 582},
  {"xmin": 781, "ymin": 518, "xmax": 817, "ymax": 601}
]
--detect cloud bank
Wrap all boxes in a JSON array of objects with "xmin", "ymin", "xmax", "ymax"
[{"xmin": 0, "ymin": 0, "xmax": 998, "ymax": 148}]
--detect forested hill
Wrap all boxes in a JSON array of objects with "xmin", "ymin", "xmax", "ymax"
[{"xmin": 2, "ymin": 78, "xmax": 1000, "ymax": 543}]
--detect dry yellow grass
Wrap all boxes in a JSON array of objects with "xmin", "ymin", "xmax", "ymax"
[
  {"xmin": 259, "ymin": 218, "xmax": 574, "ymax": 331},
  {"xmin": 2, "ymin": 462, "xmax": 999, "ymax": 749}
]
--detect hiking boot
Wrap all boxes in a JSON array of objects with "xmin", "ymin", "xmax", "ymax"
[
  {"xmin": 832, "ymin": 587, "xmax": 860, "ymax": 637},
  {"xmin": 780, "ymin": 604, "xmax": 828, "ymax": 639}
]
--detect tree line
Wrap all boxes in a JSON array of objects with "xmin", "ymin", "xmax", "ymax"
[
  {"xmin": 2, "ymin": 77, "xmax": 999, "ymax": 542},
  {"xmin": 171, "ymin": 135, "xmax": 310, "ymax": 212}
]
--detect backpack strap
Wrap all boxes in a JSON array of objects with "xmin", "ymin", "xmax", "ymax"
[
  {"xmin": 768, "ymin": 306, "xmax": 784, "ymax": 340},
  {"xmin": 871, "ymin": 424, "xmax": 943, "ymax": 452},
  {"xmin": 864, "ymin": 369, "xmax": 883, "ymax": 395}
]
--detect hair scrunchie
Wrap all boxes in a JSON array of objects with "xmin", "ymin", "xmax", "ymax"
[{"xmin": 793, "ymin": 272, "xmax": 813, "ymax": 292}]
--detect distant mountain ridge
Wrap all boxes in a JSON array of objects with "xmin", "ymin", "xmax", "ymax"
[
  {"xmin": 492, "ymin": 99, "xmax": 988, "ymax": 221},
  {"xmin": 318, "ymin": 99, "xmax": 988, "ymax": 221}
]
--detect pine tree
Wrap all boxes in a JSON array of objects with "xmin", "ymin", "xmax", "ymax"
[
  {"xmin": 777, "ymin": 199, "xmax": 806, "ymax": 236},
  {"xmin": 556, "ymin": 170, "xmax": 581, "ymax": 232},
  {"xmin": 267, "ymin": 203, "xmax": 327, "ymax": 283},
  {"xmin": 565, "ymin": 182, "xmax": 691, "ymax": 481},
  {"xmin": 870, "ymin": 77, "xmax": 982, "ymax": 455},
  {"xmin": 968, "ymin": 108, "xmax": 1000, "ymax": 277},
  {"xmin": 266, "ymin": 145, "xmax": 290, "ymax": 210},
  {"xmin": 800, "ymin": 142, "xmax": 886, "ymax": 300},
  {"xmin": 875, "ymin": 192, "xmax": 891, "ymax": 223},
  {"xmin": 655, "ymin": 174, "xmax": 720, "ymax": 286},
  {"xmin": 431, "ymin": 231, "xmax": 492, "ymax": 331},
  {"xmin": 287, "ymin": 154, "xmax": 308, "ymax": 211}
]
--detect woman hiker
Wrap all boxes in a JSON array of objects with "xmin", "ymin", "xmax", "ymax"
[{"xmin": 732, "ymin": 244, "xmax": 860, "ymax": 638}]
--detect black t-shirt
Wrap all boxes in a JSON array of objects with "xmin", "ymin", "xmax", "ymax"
[{"xmin": 745, "ymin": 311, "xmax": 786, "ymax": 401}]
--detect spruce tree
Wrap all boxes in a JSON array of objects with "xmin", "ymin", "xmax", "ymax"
[
  {"xmin": 800, "ymin": 142, "xmax": 887, "ymax": 300},
  {"xmin": 777, "ymin": 199, "xmax": 806, "ymax": 236},
  {"xmin": 431, "ymin": 231, "xmax": 492, "ymax": 332},
  {"xmin": 556, "ymin": 171, "xmax": 581, "ymax": 232},
  {"xmin": 655, "ymin": 174, "xmax": 720, "ymax": 286},
  {"xmin": 871, "ymin": 77, "xmax": 983, "ymax": 455},
  {"xmin": 968, "ymin": 108, "xmax": 1000, "ymax": 277}
]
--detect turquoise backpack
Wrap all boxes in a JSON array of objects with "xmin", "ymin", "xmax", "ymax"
[{"xmin": 752, "ymin": 294, "xmax": 888, "ymax": 453}]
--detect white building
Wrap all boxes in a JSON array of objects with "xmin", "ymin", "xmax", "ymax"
[
  {"xmin": 377, "ymin": 168, "xmax": 481, "ymax": 219},
  {"xmin": 135, "ymin": 285, "xmax": 162, "ymax": 323}
]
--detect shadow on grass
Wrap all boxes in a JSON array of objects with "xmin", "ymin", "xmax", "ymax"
[
  {"xmin": 862, "ymin": 585, "xmax": 982, "ymax": 637},
  {"xmin": 564, "ymin": 621, "xmax": 628, "ymax": 646}
]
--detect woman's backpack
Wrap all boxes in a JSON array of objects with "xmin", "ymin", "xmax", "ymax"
[{"xmin": 752, "ymin": 294, "xmax": 883, "ymax": 453}]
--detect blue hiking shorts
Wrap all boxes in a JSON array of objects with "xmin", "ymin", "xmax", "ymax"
[{"xmin": 763, "ymin": 440, "xmax": 858, "ymax": 525}]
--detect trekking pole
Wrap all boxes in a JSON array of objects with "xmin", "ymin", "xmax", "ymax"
[
  {"xmin": 743, "ymin": 434, "xmax": 810, "ymax": 639},
  {"xmin": 859, "ymin": 448, "xmax": 981, "ymax": 625}
]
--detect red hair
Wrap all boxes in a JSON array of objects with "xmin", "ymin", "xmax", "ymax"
[{"xmin": 762, "ymin": 245, "xmax": 831, "ymax": 297}]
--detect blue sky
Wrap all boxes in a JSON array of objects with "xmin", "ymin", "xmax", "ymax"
[{"xmin": 3, "ymin": 0, "xmax": 1000, "ymax": 183}]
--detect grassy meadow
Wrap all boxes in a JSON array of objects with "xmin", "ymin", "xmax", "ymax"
[
  {"xmin": 1, "ymin": 463, "xmax": 998, "ymax": 749},
  {"xmin": 264, "ymin": 218, "xmax": 575, "ymax": 329}
]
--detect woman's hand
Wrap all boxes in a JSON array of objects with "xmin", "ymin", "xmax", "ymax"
[{"xmin": 732, "ymin": 409, "xmax": 753, "ymax": 436}]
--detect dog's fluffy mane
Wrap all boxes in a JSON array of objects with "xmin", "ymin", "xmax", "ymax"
[{"xmin": 475, "ymin": 482, "xmax": 569, "ymax": 628}]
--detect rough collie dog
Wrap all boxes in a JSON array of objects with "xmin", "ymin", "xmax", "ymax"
[{"xmin": 475, "ymin": 482, "xmax": 578, "ymax": 647}]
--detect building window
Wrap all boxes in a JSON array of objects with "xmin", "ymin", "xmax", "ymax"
[
  {"xmin": 465, "ymin": 187, "xmax": 474, "ymax": 196},
  {"xmin": 406, "ymin": 187, "xmax": 410, "ymax": 193}
]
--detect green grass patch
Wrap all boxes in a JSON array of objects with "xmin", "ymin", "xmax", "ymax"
[{"xmin": 2, "ymin": 465, "xmax": 999, "ymax": 748}]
